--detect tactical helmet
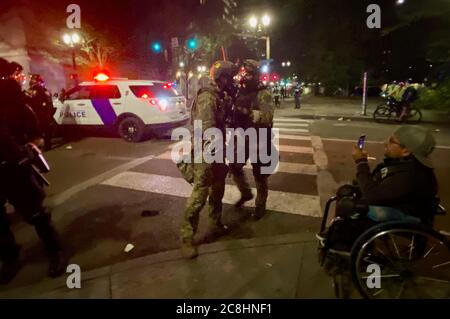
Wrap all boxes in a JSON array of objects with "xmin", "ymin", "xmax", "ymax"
[
  {"xmin": 0, "ymin": 58, "xmax": 23, "ymax": 79},
  {"xmin": 29, "ymin": 74, "xmax": 44, "ymax": 87},
  {"xmin": 209, "ymin": 60, "xmax": 239, "ymax": 82},
  {"xmin": 241, "ymin": 59, "xmax": 260, "ymax": 76}
]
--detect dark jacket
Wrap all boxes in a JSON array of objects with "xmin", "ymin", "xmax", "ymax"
[
  {"xmin": 355, "ymin": 156, "xmax": 438, "ymax": 223},
  {"xmin": 0, "ymin": 79, "xmax": 42, "ymax": 164}
]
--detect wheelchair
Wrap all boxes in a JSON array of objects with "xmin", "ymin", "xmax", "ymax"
[{"xmin": 318, "ymin": 196, "xmax": 450, "ymax": 299}]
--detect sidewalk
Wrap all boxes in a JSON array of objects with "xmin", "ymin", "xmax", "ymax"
[
  {"xmin": 277, "ymin": 96, "xmax": 450, "ymax": 125},
  {"xmin": 0, "ymin": 233, "xmax": 335, "ymax": 299}
]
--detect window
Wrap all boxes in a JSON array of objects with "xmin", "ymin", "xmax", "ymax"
[
  {"xmin": 65, "ymin": 86, "xmax": 93, "ymax": 100},
  {"xmin": 129, "ymin": 84, "xmax": 179, "ymax": 99},
  {"xmin": 91, "ymin": 85, "xmax": 121, "ymax": 99}
]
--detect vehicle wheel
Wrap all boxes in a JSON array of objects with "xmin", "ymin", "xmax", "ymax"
[
  {"xmin": 406, "ymin": 108, "xmax": 423, "ymax": 124},
  {"xmin": 118, "ymin": 117, "xmax": 146, "ymax": 142},
  {"xmin": 350, "ymin": 222, "xmax": 450, "ymax": 299},
  {"xmin": 373, "ymin": 104, "xmax": 390, "ymax": 123}
]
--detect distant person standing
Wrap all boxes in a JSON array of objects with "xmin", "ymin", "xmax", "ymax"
[
  {"xmin": 272, "ymin": 85, "xmax": 281, "ymax": 108},
  {"xmin": 294, "ymin": 85, "xmax": 303, "ymax": 109},
  {"xmin": 280, "ymin": 86, "xmax": 286, "ymax": 101}
]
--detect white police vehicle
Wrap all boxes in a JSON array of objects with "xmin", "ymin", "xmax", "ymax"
[{"xmin": 54, "ymin": 74, "xmax": 189, "ymax": 142}]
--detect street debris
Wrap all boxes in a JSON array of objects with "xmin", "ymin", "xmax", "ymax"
[
  {"xmin": 265, "ymin": 263, "xmax": 273, "ymax": 268},
  {"xmin": 66, "ymin": 145, "xmax": 73, "ymax": 150},
  {"xmin": 435, "ymin": 129, "xmax": 440, "ymax": 132},
  {"xmin": 368, "ymin": 157, "xmax": 377, "ymax": 161},
  {"xmin": 124, "ymin": 243, "xmax": 135, "ymax": 253},
  {"xmin": 338, "ymin": 117, "xmax": 344, "ymax": 121},
  {"xmin": 141, "ymin": 210, "xmax": 159, "ymax": 217}
]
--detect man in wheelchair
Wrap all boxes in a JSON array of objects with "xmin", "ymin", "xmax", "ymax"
[{"xmin": 318, "ymin": 125, "xmax": 438, "ymax": 252}]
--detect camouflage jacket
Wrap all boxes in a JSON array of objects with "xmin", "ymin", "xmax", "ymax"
[
  {"xmin": 191, "ymin": 81, "xmax": 226, "ymax": 132},
  {"xmin": 233, "ymin": 85, "xmax": 274, "ymax": 129}
]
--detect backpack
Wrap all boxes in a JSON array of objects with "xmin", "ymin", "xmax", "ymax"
[{"xmin": 177, "ymin": 87, "xmax": 220, "ymax": 184}]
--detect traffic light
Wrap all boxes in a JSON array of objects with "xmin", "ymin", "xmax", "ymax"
[
  {"xmin": 186, "ymin": 37, "xmax": 198, "ymax": 51},
  {"xmin": 151, "ymin": 41, "xmax": 162, "ymax": 53}
]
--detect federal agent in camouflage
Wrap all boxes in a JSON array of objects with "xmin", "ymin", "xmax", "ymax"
[
  {"xmin": 230, "ymin": 59, "xmax": 276, "ymax": 220},
  {"xmin": 180, "ymin": 61, "xmax": 238, "ymax": 259}
]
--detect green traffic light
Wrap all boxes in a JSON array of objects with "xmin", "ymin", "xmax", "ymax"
[
  {"xmin": 187, "ymin": 38, "xmax": 197, "ymax": 50},
  {"xmin": 152, "ymin": 42, "xmax": 162, "ymax": 53}
]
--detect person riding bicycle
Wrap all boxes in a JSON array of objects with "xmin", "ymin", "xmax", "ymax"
[
  {"xmin": 398, "ymin": 79, "xmax": 419, "ymax": 121},
  {"xmin": 318, "ymin": 126, "xmax": 438, "ymax": 251}
]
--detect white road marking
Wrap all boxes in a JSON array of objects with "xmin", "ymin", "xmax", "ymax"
[
  {"xmin": 274, "ymin": 118, "xmax": 313, "ymax": 123},
  {"xmin": 277, "ymin": 128, "xmax": 310, "ymax": 133},
  {"xmin": 156, "ymin": 151, "xmax": 317, "ymax": 175},
  {"xmin": 101, "ymin": 171, "xmax": 322, "ymax": 217},
  {"xmin": 274, "ymin": 123, "xmax": 310, "ymax": 127}
]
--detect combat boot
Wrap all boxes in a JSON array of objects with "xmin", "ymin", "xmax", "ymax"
[
  {"xmin": 252, "ymin": 206, "xmax": 266, "ymax": 221},
  {"xmin": 234, "ymin": 191, "xmax": 254, "ymax": 208},
  {"xmin": 203, "ymin": 223, "xmax": 229, "ymax": 243},
  {"xmin": 180, "ymin": 241, "xmax": 198, "ymax": 259},
  {"xmin": 48, "ymin": 251, "xmax": 68, "ymax": 278}
]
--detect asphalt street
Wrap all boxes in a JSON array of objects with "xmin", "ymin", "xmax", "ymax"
[{"xmin": 1, "ymin": 97, "xmax": 449, "ymax": 291}]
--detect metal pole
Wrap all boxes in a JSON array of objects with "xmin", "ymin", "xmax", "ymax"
[
  {"xmin": 361, "ymin": 71, "xmax": 367, "ymax": 116},
  {"xmin": 266, "ymin": 36, "xmax": 270, "ymax": 60},
  {"xmin": 72, "ymin": 48, "xmax": 76, "ymax": 70}
]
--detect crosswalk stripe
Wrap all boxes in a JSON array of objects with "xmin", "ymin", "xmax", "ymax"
[
  {"xmin": 277, "ymin": 128, "xmax": 310, "ymax": 133},
  {"xmin": 278, "ymin": 145, "xmax": 314, "ymax": 154},
  {"xmin": 156, "ymin": 152, "xmax": 317, "ymax": 175},
  {"xmin": 166, "ymin": 140, "xmax": 314, "ymax": 155},
  {"xmin": 274, "ymin": 118, "xmax": 313, "ymax": 123},
  {"xmin": 101, "ymin": 171, "xmax": 321, "ymax": 217},
  {"xmin": 256, "ymin": 162, "xmax": 317, "ymax": 175},
  {"xmin": 274, "ymin": 123, "xmax": 309, "ymax": 127},
  {"xmin": 279, "ymin": 134, "xmax": 312, "ymax": 141}
]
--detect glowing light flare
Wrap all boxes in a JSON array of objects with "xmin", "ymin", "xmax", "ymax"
[{"xmin": 94, "ymin": 73, "xmax": 109, "ymax": 82}]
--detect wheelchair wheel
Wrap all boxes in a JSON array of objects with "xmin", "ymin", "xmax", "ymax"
[{"xmin": 350, "ymin": 222, "xmax": 450, "ymax": 299}]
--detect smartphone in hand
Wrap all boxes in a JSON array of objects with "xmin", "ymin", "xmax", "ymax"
[{"xmin": 357, "ymin": 135, "xmax": 366, "ymax": 150}]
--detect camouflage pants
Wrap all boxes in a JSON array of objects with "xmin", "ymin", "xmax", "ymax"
[
  {"xmin": 229, "ymin": 130, "xmax": 273, "ymax": 210},
  {"xmin": 180, "ymin": 162, "xmax": 228, "ymax": 243}
]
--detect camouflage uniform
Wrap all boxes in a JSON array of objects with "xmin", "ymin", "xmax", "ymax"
[
  {"xmin": 180, "ymin": 79, "xmax": 229, "ymax": 244},
  {"xmin": 230, "ymin": 60, "xmax": 275, "ymax": 218}
]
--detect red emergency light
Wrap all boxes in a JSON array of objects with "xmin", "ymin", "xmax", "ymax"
[
  {"xmin": 94, "ymin": 72, "xmax": 110, "ymax": 82},
  {"xmin": 163, "ymin": 82, "xmax": 173, "ymax": 89}
]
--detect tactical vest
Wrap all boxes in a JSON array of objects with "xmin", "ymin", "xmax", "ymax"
[{"xmin": 190, "ymin": 86, "xmax": 226, "ymax": 131}]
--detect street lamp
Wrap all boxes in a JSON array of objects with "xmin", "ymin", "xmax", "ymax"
[
  {"xmin": 62, "ymin": 32, "xmax": 81, "ymax": 80},
  {"xmin": 249, "ymin": 16, "xmax": 258, "ymax": 28},
  {"xmin": 396, "ymin": 0, "xmax": 405, "ymax": 5},
  {"xmin": 246, "ymin": 14, "xmax": 271, "ymax": 59},
  {"xmin": 179, "ymin": 61, "xmax": 185, "ymax": 68},
  {"xmin": 262, "ymin": 14, "xmax": 271, "ymax": 27}
]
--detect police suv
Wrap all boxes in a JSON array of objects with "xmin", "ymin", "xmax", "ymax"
[{"xmin": 53, "ymin": 74, "xmax": 189, "ymax": 142}]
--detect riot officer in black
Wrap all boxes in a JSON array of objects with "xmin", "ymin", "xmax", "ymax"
[
  {"xmin": 0, "ymin": 58, "xmax": 66, "ymax": 284},
  {"xmin": 25, "ymin": 74, "xmax": 56, "ymax": 151}
]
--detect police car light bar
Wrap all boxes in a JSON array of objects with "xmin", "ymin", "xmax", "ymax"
[{"xmin": 94, "ymin": 72, "xmax": 110, "ymax": 82}]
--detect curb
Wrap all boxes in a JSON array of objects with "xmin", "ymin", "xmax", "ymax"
[{"xmin": 0, "ymin": 232, "xmax": 316, "ymax": 298}]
